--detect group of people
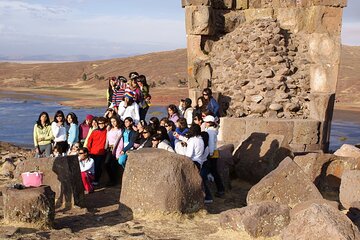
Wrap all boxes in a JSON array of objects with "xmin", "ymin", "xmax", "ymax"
[{"xmin": 33, "ymin": 76, "xmax": 224, "ymax": 202}]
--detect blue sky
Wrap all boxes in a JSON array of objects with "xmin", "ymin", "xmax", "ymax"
[{"xmin": 0, "ymin": 0, "xmax": 358, "ymax": 60}]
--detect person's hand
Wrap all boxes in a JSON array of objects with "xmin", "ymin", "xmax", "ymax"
[
  {"xmin": 173, "ymin": 132, "xmax": 179, "ymax": 139},
  {"xmin": 120, "ymin": 151, "xmax": 124, "ymax": 155}
]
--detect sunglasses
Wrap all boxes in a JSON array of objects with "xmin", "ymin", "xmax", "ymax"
[
  {"xmin": 78, "ymin": 152, "xmax": 85, "ymax": 154},
  {"xmin": 56, "ymin": 115, "xmax": 62, "ymax": 117},
  {"xmin": 98, "ymin": 122, "xmax": 105, "ymax": 125},
  {"xmin": 152, "ymin": 139, "xmax": 158, "ymax": 141},
  {"xmin": 203, "ymin": 93, "xmax": 208, "ymax": 96},
  {"xmin": 164, "ymin": 125, "xmax": 169, "ymax": 127},
  {"xmin": 142, "ymin": 131, "xmax": 149, "ymax": 134}
]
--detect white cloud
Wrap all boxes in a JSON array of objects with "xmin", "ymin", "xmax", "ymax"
[{"xmin": 0, "ymin": 0, "xmax": 70, "ymax": 17}]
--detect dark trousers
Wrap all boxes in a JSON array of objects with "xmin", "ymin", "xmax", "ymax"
[
  {"xmin": 139, "ymin": 106, "xmax": 149, "ymax": 121},
  {"xmin": 202, "ymin": 157, "xmax": 225, "ymax": 193},
  {"xmin": 104, "ymin": 151, "xmax": 121, "ymax": 184},
  {"xmin": 194, "ymin": 161, "xmax": 213, "ymax": 201},
  {"xmin": 91, "ymin": 154, "xmax": 105, "ymax": 183}
]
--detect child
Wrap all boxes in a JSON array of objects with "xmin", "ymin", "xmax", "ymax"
[
  {"xmin": 68, "ymin": 143, "xmax": 80, "ymax": 155},
  {"xmin": 51, "ymin": 145, "xmax": 61, "ymax": 157},
  {"xmin": 78, "ymin": 147, "xmax": 95, "ymax": 194}
]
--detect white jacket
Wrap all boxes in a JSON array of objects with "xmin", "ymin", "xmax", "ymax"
[
  {"xmin": 51, "ymin": 122, "xmax": 67, "ymax": 142},
  {"xmin": 78, "ymin": 157, "xmax": 95, "ymax": 174},
  {"xmin": 205, "ymin": 126, "xmax": 218, "ymax": 156},
  {"xmin": 118, "ymin": 101, "xmax": 140, "ymax": 124},
  {"xmin": 185, "ymin": 136, "xmax": 208, "ymax": 166}
]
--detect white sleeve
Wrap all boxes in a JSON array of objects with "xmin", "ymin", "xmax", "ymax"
[
  {"xmin": 186, "ymin": 109, "xmax": 193, "ymax": 127},
  {"xmin": 117, "ymin": 102, "xmax": 126, "ymax": 118},
  {"xmin": 185, "ymin": 138, "xmax": 193, "ymax": 159},
  {"xmin": 51, "ymin": 122, "xmax": 60, "ymax": 138},
  {"xmin": 133, "ymin": 102, "xmax": 140, "ymax": 124}
]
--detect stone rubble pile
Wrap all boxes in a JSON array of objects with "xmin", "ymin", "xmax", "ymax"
[{"xmin": 210, "ymin": 18, "xmax": 311, "ymax": 118}]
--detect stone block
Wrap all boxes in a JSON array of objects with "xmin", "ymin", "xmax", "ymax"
[
  {"xmin": 309, "ymin": 93, "xmax": 335, "ymax": 121},
  {"xmin": 293, "ymin": 153, "xmax": 328, "ymax": 184},
  {"xmin": 218, "ymin": 117, "xmax": 247, "ymax": 145},
  {"xmin": 276, "ymin": 8, "xmax": 305, "ymax": 33},
  {"xmin": 309, "ymin": 33, "xmax": 341, "ymax": 65},
  {"xmin": 280, "ymin": 203, "xmax": 360, "ymax": 240},
  {"xmin": 3, "ymin": 186, "xmax": 55, "ymax": 229},
  {"xmin": 296, "ymin": 0, "xmax": 347, "ymax": 7},
  {"xmin": 234, "ymin": 132, "xmax": 293, "ymax": 183},
  {"xmin": 220, "ymin": 201, "xmax": 290, "ymax": 237},
  {"xmin": 339, "ymin": 170, "xmax": 360, "ymax": 209},
  {"xmin": 290, "ymin": 199, "xmax": 339, "ymax": 218},
  {"xmin": 217, "ymin": 144, "xmax": 234, "ymax": 190},
  {"xmin": 310, "ymin": 63, "xmax": 339, "ymax": 93},
  {"xmin": 188, "ymin": 88, "xmax": 203, "ymax": 106},
  {"xmin": 244, "ymin": 8, "xmax": 274, "ymax": 22},
  {"xmin": 119, "ymin": 149, "xmax": 203, "ymax": 215},
  {"xmin": 334, "ymin": 144, "xmax": 360, "ymax": 159},
  {"xmin": 247, "ymin": 157, "xmax": 323, "ymax": 208},
  {"xmin": 185, "ymin": 6, "xmax": 214, "ymax": 35},
  {"xmin": 211, "ymin": 0, "xmax": 233, "ymax": 9},
  {"xmin": 292, "ymin": 119, "xmax": 320, "ymax": 145},
  {"xmin": 214, "ymin": 10, "xmax": 246, "ymax": 33},
  {"xmin": 14, "ymin": 156, "xmax": 85, "ymax": 209},
  {"xmin": 182, "ymin": 0, "xmax": 211, "ymax": 7},
  {"xmin": 236, "ymin": 0, "xmax": 249, "ymax": 9}
]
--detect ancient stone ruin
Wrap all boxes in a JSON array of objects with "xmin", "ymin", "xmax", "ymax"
[{"xmin": 183, "ymin": 0, "xmax": 346, "ymax": 152}]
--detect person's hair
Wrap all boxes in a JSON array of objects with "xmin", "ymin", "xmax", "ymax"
[
  {"xmin": 203, "ymin": 88, "xmax": 212, "ymax": 97},
  {"xmin": 53, "ymin": 110, "xmax": 65, "ymax": 124},
  {"xmin": 149, "ymin": 117, "xmax": 160, "ymax": 130},
  {"xmin": 117, "ymin": 75, "xmax": 127, "ymax": 83},
  {"xmin": 196, "ymin": 96, "xmax": 208, "ymax": 111},
  {"xmin": 160, "ymin": 117, "xmax": 168, "ymax": 125},
  {"xmin": 152, "ymin": 133, "xmax": 164, "ymax": 142},
  {"xmin": 137, "ymin": 74, "xmax": 149, "ymax": 87},
  {"xmin": 97, "ymin": 116, "xmax": 108, "ymax": 124},
  {"xmin": 53, "ymin": 145, "xmax": 59, "ymax": 152},
  {"xmin": 79, "ymin": 147, "xmax": 89, "ymax": 155},
  {"xmin": 36, "ymin": 112, "xmax": 50, "ymax": 129},
  {"xmin": 105, "ymin": 108, "xmax": 118, "ymax": 119},
  {"xmin": 66, "ymin": 112, "xmax": 78, "ymax": 125},
  {"xmin": 193, "ymin": 113, "xmax": 203, "ymax": 123},
  {"xmin": 187, "ymin": 124, "xmax": 202, "ymax": 138},
  {"xmin": 167, "ymin": 104, "xmax": 179, "ymax": 116},
  {"xmin": 129, "ymin": 72, "xmax": 139, "ymax": 79},
  {"xmin": 91, "ymin": 117, "xmax": 98, "ymax": 127},
  {"xmin": 166, "ymin": 120, "xmax": 176, "ymax": 131},
  {"xmin": 124, "ymin": 117, "xmax": 134, "ymax": 128},
  {"xmin": 157, "ymin": 126, "xmax": 171, "ymax": 142},
  {"xmin": 177, "ymin": 118, "xmax": 188, "ymax": 130},
  {"xmin": 109, "ymin": 116, "xmax": 122, "ymax": 129},
  {"xmin": 126, "ymin": 96, "xmax": 134, "ymax": 105},
  {"xmin": 143, "ymin": 126, "xmax": 154, "ymax": 137},
  {"xmin": 138, "ymin": 119, "xmax": 147, "ymax": 128}
]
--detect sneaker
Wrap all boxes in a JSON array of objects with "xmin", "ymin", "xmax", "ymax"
[
  {"xmin": 92, "ymin": 182, "xmax": 99, "ymax": 186},
  {"xmin": 204, "ymin": 199, "xmax": 213, "ymax": 204}
]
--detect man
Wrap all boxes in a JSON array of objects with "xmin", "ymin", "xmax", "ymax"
[{"xmin": 86, "ymin": 117, "xmax": 107, "ymax": 185}]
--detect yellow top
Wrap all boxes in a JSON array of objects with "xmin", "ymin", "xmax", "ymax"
[{"xmin": 33, "ymin": 124, "xmax": 53, "ymax": 147}]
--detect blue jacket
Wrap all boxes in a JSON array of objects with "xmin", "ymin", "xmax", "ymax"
[{"xmin": 207, "ymin": 97, "xmax": 220, "ymax": 117}]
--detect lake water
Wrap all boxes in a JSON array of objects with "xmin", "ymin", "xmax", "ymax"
[{"xmin": 0, "ymin": 94, "xmax": 359, "ymax": 151}]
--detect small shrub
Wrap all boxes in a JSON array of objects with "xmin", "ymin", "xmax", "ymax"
[{"xmin": 82, "ymin": 73, "xmax": 87, "ymax": 81}]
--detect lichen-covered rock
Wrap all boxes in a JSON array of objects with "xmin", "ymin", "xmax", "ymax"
[
  {"xmin": 247, "ymin": 157, "xmax": 323, "ymax": 208},
  {"xmin": 120, "ymin": 149, "xmax": 204, "ymax": 215},
  {"xmin": 220, "ymin": 201, "xmax": 290, "ymax": 237},
  {"xmin": 281, "ymin": 203, "xmax": 360, "ymax": 240},
  {"xmin": 3, "ymin": 186, "xmax": 55, "ymax": 229}
]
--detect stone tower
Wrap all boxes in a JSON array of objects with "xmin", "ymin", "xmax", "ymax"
[{"xmin": 182, "ymin": 0, "xmax": 347, "ymax": 152}]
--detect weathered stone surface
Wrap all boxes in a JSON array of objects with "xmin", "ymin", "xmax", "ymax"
[
  {"xmin": 218, "ymin": 117, "xmax": 246, "ymax": 145},
  {"xmin": 120, "ymin": 149, "xmax": 203, "ymax": 214},
  {"xmin": 3, "ymin": 186, "xmax": 55, "ymax": 229},
  {"xmin": 0, "ymin": 159, "xmax": 16, "ymax": 177},
  {"xmin": 234, "ymin": 133, "xmax": 293, "ymax": 183},
  {"xmin": 182, "ymin": 0, "xmax": 210, "ymax": 7},
  {"xmin": 14, "ymin": 156, "xmax": 85, "ymax": 209},
  {"xmin": 334, "ymin": 144, "xmax": 360, "ymax": 159},
  {"xmin": 281, "ymin": 203, "xmax": 360, "ymax": 240},
  {"xmin": 247, "ymin": 157, "xmax": 323, "ymax": 208},
  {"xmin": 217, "ymin": 144, "xmax": 234, "ymax": 190},
  {"xmin": 236, "ymin": 0, "xmax": 249, "ymax": 9},
  {"xmin": 244, "ymin": 8, "xmax": 274, "ymax": 22},
  {"xmin": 185, "ymin": 6, "xmax": 214, "ymax": 35},
  {"xmin": 339, "ymin": 170, "xmax": 360, "ymax": 209},
  {"xmin": 293, "ymin": 153, "xmax": 328, "ymax": 184},
  {"xmin": 292, "ymin": 119, "xmax": 320, "ymax": 145},
  {"xmin": 290, "ymin": 199, "xmax": 339, "ymax": 218},
  {"xmin": 220, "ymin": 201, "xmax": 290, "ymax": 237}
]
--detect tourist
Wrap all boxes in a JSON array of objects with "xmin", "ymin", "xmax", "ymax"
[
  {"xmin": 51, "ymin": 145, "xmax": 61, "ymax": 157},
  {"xmin": 107, "ymin": 76, "xmax": 117, "ymax": 107},
  {"xmin": 66, "ymin": 112, "xmax": 79, "ymax": 152},
  {"xmin": 152, "ymin": 133, "xmax": 175, "ymax": 153},
  {"xmin": 51, "ymin": 110, "xmax": 68, "ymax": 155},
  {"xmin": 68, "ymin": 142, "xmax": 80, "ymax": 156},
  {"xmin": 193, "ymin": 112, "xmax": 206, "ymax": 131},
  {"xmin": 203, "ymin": 115, "xmax": 225, "ymax": 197},
  {"xmin": 181, "ymin": 98, "xmax": 194, "ymax": 128},
  {"xmin": 117, "ymin": 117, "xmax": 138, "ymax": 168},
  {"xmin": 194, "ymin": 96, "xmax": 207, "ymax": 116},
  {"xmin": 156, "ymin": 126, "xmax": 171, "ymax": 144},
  {"xmin": 148, "ymin": 117, "xmax": 160, "ymax": 132},
  {"xmin": 137, "ymin": 126, "xmax": 153, "ymax": 149},
  {"xmin": 134, "ymin": 120, "xmax": 147, "ymax": 148},
  {"xmin": 111, "ymin": 76, "xmax": 127, "ymax": 108},
  {"xmin": 33, "ymin": 111, "xmax": 53, "ymax": 158},
  {"xmin": 164, "ymin": 119, "xmax": 176, "ymax": 148},
  {"xmin": 137, "ymin": 75, "xmax": 151, "ymax": 121},
  {"xmin": 86, "ymin": 117, "xmax": 108, "ymax": 185},
  {"xmin": 118, "ymin": 92, "xmax": 140, "ymax": 125},
  {"xmin": 78, "ymin": 147, "xmax": 95, "ymax": 194},
  {"xmin": 168, "ymin": 104, "xmax": 180, "ymax": 124},
  {"xmin": 160, "ymin": 117, "xmax": 168, "ymax": 127},
  {"xmin": 104, "ymin": 107, "xmax": 119, "ymax": 121},
  {"xmin": 129, "ymin": 71, "xmax": 139, "ymax": 81},
  {"xmin": 174, "ymin": 118, "xmax": 189, "ymax": 154},
  {"xmin": 126, "ymin": 74, "xmax": 142, "ymax": 104},
  {"xmin": 83, "ymin": 117, "xmax": 98, "ymax": 148},
  {"xmin": 79, "ymin": 114, "xmax": 93, "ymax": 146},
  {"xmin": 202, "ymin": 88, "xmax": 220, "ymax": 117},
  {"xmin": 105, "ymin": 116, "xmax": 123, "ymax": 186}
]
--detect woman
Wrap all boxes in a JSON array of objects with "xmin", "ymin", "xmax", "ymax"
[
  {"xmin": 66, "ymin": 112, "xmax": 79, "ymax": 152},
  {"xmin": 117, "ymin": 117, "xmax": 138, "ymax": 168},
  {"xmin": 51, "ymin": 110, "xmax": 68, "ymax": 155},
  {"xmin": 84, "ymin": 117, "xmax": 98, "ymax": 148},
  {"xmin": 164, "ymin": 119, "xmax": 176, "ymax": 148},
  {"xmin": 134, "ymin": 120, "xmax": 147, "ymax": 148},
  {"xmin": 118, "ymin": 92, "xmax": 140, "ymax": 125},
  {"xmin": 137, "ymin": 75, "xmax": 151, "ymax": 121},
  {"xmin": 105, "ymin": 116, "xmax": 123, "ymax": 186},
  {"xmin": 107, "ymin": 76, "xmax": 117, "ymax": 107},
  {"xmin": 183, "ymin": 98, "xmax": 194, "ymax": 128},
  {"xmin": 167, "ymin": 104, "xmax": 180, "ymax": 124},
  {"xmin": 111, "ymin": 76, "xmax": 127, "ymax": 108},
  {"xmin": 194, "ymin": 96, "xmax": 208, "ymax": 116},
  {"xmin": 78, "ymin": 147, "xmax": 95, "ymax": 194},
  {"xmin": 33, "ymin": 112, "xmax": 53, "ymax": 158},
  {"xmin": 152, "ymin": 133, "xmax": 175, "ymax": 153},
  {"xmin": 202, "ymin": 88, "xmax": 220, "ymax": 117},
  {"xmin": 137, "ymin": 126, "xmax": 153, "ymax": 149},
  {"xmin": 79, "ymin": 114, "xmax": 93, "ymax": 145},
  {"xmin": 148, "ymin": 117, "xmax": 160, "ymax": 132}
]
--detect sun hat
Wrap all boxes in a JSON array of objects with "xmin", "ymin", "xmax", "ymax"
[{"xmin": 203, "ymin": 115, "xmax": 215, "ymax": 123}]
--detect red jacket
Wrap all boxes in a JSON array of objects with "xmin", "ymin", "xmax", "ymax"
[{"xmin": 87, "ymin": 129, "xmax": 107, "ymax": 155}]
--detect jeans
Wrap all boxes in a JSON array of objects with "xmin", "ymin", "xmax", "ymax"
[
  {"xmin": 35, "ymin": 143, "xmax": 52, "ymax": 158},
  {"xmin": 202, "ymin": 158, "xmax": 225, "ymax": 193},
  {"xmin": 91, "ymin": 154, "xmax": 105, "ymax": 183}
]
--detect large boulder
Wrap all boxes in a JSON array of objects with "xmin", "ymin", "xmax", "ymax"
[
  {"xmin": 281, "ymin": 203, "xmax": 360, "ymax": 240},
  {"xmin": 14, "ymin": 156, "xmax": 85, "ymax": 209},
  {"xmin": 120, "ymin": 149, "xmax": 204, "ymax": 215},
  {"xmin": 220, "ymin": 201, "xmax": 290, "ymax": 238},
  {"xmin": 334, "ymin": 144, "xmax": 360, "ymax": 159},
  {"xmin": 234, "ymin": 132, "xmax": 293, "ymax": 183},
  {"xmin": 247, "ymin": 157, "xmax": 323, "ymax": 208},
  {"xmin": 339, "ymin": 170, "xmax": 360, "ymax": 209},
  {"xmin": 293, "ymin": 153, "xmax": 328, "ymax": 184},
  {"xmin": 3, "ymin": 185, "xmax": 55, "ymax": 229}
]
